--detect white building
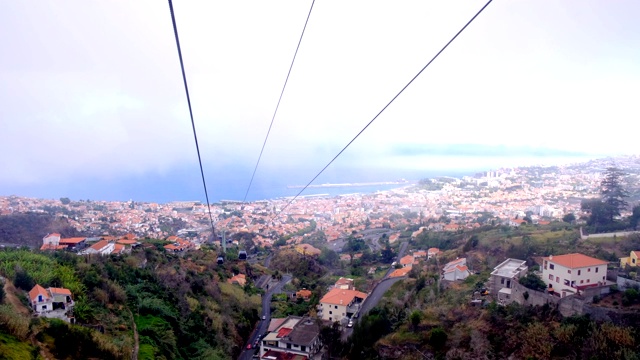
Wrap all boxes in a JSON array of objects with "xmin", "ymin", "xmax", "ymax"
[
  {"xmin": 260, "ymin": 316, "xmax": 322, "ymax": 359},
  {"xmin": 542, "ymin": 253, "xmax": 609, "ymax": 298},
  {"xmin": 318, "ymin": 288, "xmax": 367, "ymax": 323},
  {"xmin": 83, "ymin": 240, "xmax": 114, "ymax": 256},
  {"xmin": 442, "ymin": 258, "xmax": 470, "ymax": 281},
  {"xmin": 489, "ymin": 258, "xmax": 528, "ymax": 305}
]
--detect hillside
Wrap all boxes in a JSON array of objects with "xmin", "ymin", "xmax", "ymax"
[
  {"xmin": 339, "ymin": 224, "xmax": 640, "ymax": 359},
  {"xmin": 0, "ymin": 243, "xmax": 264, "ymax": 359},
  {"xmin": 0, "ymin": 213, "xmax": 81, "ymax": 248}
]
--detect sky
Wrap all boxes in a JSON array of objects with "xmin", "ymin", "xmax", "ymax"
[{"xmin": 1, "ymin": 1, "xmax": 639, "ymax": 202}]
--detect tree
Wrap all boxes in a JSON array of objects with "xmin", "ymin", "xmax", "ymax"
[
  {"xmin": 519, "ymin": 273, "xmax": 546, "ymax": 291},
  {"xmin": 600, "ymin": 166, "xmax": 629, "ymax": 222},
  {"xmin": 381, "ymin": 245, "xmax": 394, "ymax": 264},
  {"xmin": 409, "ymin": 310, "xmax": 422, "ymax": 329},
  {"xmin": 60, "ymin": 197, "xmax": 71, "ymax": 205},
  {"xmin": 630, "ymin": 205, "xmax": 640, "ymax": 230},
  {"xmin": 563, "ymin": 213, "xmax": 576, "ymax": 224}
]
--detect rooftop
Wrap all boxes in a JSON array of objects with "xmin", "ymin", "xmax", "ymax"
[
  {"xmin": 491, "ymin": 258, "xmax": 527, "ymax": 278},
  {"xmin": 544, "ymin": 253, "xmax": 608, "ymax": 269}
]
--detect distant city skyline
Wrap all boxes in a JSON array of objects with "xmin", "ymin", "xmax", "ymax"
[{"xmin": 1, "ymin": 1, "xmax": 638, "ymax": 203}]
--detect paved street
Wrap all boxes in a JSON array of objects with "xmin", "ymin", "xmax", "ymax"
[{"xmin": 238, "ymin": 274, "xmax": 292, "ymax": 360}]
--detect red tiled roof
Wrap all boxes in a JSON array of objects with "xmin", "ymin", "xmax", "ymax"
[
  {"xmin": 277, "ymin": 327, "xmax": 292, "ymax": 338},
  {"xmin": 544, "ymin": 253, "xmax": 608, "ymax": 269},
  {"xmin": 60, "ymin": 237, "xmax": 86, "ymax": 244},
  {"xmin": 117, "ymin": 239, "xmax": 137, "ymax": 245},
  {"xmin": 49, "ymin": 287, "xmax": 72, "ymax": 296},
  {"xmin": 320, "ymin": 288, "xmax": 367, "ymax": 305},
  {"xmin": 29, "ymin": 284, "xmax": 49, "ymax": 301},
  {"xmin": 90, "ymin": 240, "xmax": 110, "ymax": 251}
]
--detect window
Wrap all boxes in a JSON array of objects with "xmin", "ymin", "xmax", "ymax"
[
  {"xmin": 329, "ymin": 311, "xmax": 332, "ymax": 315},
  {"xmin": 550, "ymin": 264, "xmax": 555, "ymax": 269},
  {"xmin": 544, "ymin": 261, "xmax": 547, "ymax": 270},
  {"xmin": 602, "ymin": 276, "xmax": 605, "ymax": 280},
  {"xmin": 501, "ymin": 278, "xmax": 504, "ymax": 284},
  {"xmin": 564, "ymin": 279, "xmax": 570, "ymax": 286},
  {"xmin": 568, "ymin": 270, "xmax": 571, "ymax": 274},
  {"xmin": 588, "ymin": 268, "xmax": 591, "ymax": 272},
  {"xmin": 301, "ymin": 346, "xmax": 306, "ymax": 352},
  {"xmin": 595, "ymin": 267, "xmax": 599, "ymax": 273},
  {"xmin": 335, "ymin": 305, "xmax": 338, "ymax": 309},
  {"xmin": 634, "ymin": 258, "xmax": 636, "ymax": 264},
  {"xmin": 556, "ymin": 276, "xmax": 559, "ymax": 283},
  {"xmin": 586, "ymin": 279, "xmax": 590, "ymax": 283},
  {"xmin": 287, "ymin": 344, "xmax": 291, "ymax": 349},
  {"xmin": 42, "ymin": 305, "xmax": 47, "ymax": 310},
  {"xmin": 507, "ymin": 280, "xmax": 511, "ymax": 288},
  {"xmin": 549, "ymin": 274, "xmax": 553, "ymax": 280},
  {"xmin": 578, "ymin": 270, "xmax": 581, "ymax": 275}
]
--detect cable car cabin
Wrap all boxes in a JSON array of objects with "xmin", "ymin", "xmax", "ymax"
[
  {"xmin": 217, "ymin": 257, "xmax": 224, "ymax": 265},
  {"xmin": 238, "ymin": 250, "xmax": 247, "ymax": 260}
]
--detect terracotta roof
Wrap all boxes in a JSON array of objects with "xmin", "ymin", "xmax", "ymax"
[
  {"xmin": 112, "ymin": 244, "xmax": 125, "ymax": 254},
  {"xmin": 633, "ymin": 251, "xmax": 640, "ymax": 258},
  {"xmin": 29, "ymin": 284, "xmax": 49, "ymax": 301},
  {"xmin": 389, "ymin": 266, "xmax": 411, "ymax": 278},
  {"xmin": 60, "ymin": 237, "xmax": 86, "ymax": 244},
  {"xmin": 277, "ymin": 327, "xmax": 293, "ymax": 338},
  {"xmin": 90, "ymin": 240, "xmax": 110, "ymax": 251},
  {"xmin": 320, "ymin": 288, "xmax": 367, "ymax": 306},
  {"xmin": 544, "ymin": 253, "xmax": 608, "ymax": 269},
  {"xmin": 400, "ymin": 255, "xmax": 414, "ymax": 265},
  {"xmin": 49, "ymin": 287, "xmax": 72, "ymax": 296},
  {"xmin": 428, "ymin": 247, "xmax": 440, "ymax": 254},
  {"xmin": 117, "ymin": 239, "xmax": 137, "ymax": 245}
]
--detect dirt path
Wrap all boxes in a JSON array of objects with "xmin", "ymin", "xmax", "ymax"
[
  {"xmin": 2, "ymin": 277, "xmax": 30, "ymax": 316},
  {"xmin": 127, "ymin": 308, "xmax": 139, "ymax": 360}
]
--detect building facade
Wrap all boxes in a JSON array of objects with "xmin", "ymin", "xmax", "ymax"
[
  {"xmin": 542, "ymin": 253, "xmax": 608, "ymax": 298},
  {"xmin": 260, "ymin": 316, "xmax": 322, "ymax": 359},
  {"xmin": 489, "ymin": 258, "xmax": 528, "ymax": 305}
]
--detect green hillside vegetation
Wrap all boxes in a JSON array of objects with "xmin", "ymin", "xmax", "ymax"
[
  {"xmin": 0, "ymin": 242, "xmax": 263, "ymax": 359},
  {"xmin": 339, "ymin": 226, "xmax": 640, "ymax": 359}
]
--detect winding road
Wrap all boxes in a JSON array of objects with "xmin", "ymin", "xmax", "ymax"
[{"xmin": 238, "ymin": 274, "xmax": 292, "ymax": 360}]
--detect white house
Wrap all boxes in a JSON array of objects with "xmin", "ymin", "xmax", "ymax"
[
  {"xmin": 542, "ymin": 253, "xmax": 609, "ymax": 298},
  {"xmin": 260, "ymin": 316, "xmax": 322, "ymax": 359},
  {"xmin": 29, "ymin": 284, "xmax": 74, "ymax": 316},
  {"xmin": 83, "ymin": 240, "xmax": 115, "ymax": 256},
  {"xmin": 318, "ymin": 288, "xmax": 367, "ymax": 322},
  {"xmin": 442, "ymin": 258, "xmax": 470, "ymax": 281},
  {"xmin": 489, "ymin": 258, "xmax": 528, "ymax": 305}
]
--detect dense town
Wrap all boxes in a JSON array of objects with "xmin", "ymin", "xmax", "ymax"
[
  {"xmin": 2, "ymin": 156, "xmax": 639, "ymax": 249},
  {"xmin": 2, "ymin": 155, "xmax": 640, "ymax": 360}
]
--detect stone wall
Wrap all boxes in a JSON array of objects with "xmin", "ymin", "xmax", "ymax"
[{"xmin": 617, "ymin": 276, "xmax": 640, "ymax": 290}]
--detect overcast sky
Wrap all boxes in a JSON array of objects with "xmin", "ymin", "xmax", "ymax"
[{"xmin": 1, "ymin": 1, "xmax": 639, "ymax": 201}]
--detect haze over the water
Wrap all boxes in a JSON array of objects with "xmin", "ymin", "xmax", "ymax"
[{"xmin": 1, "ymin": 1, "xmax": 638, "ymax": 203}]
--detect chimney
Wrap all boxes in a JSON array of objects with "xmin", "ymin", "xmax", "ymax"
[{"xmin": 549, "ymin": 255, "xmax": 553, "ymax": 260}]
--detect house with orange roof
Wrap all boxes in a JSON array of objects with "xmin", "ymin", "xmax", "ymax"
[
  {"xmin": 28, "ymin": 284, "xmax": 74, "ymax": 318},
  {"xmin": 620, "ymin": 250, "xmax": 640, "ymax": 268},
  {"xmin": 318, "ymin": 288, "xmax": 367, "ymax": 322},
  {"xmin": 389, "ymin": 266, "xmax": 412, "ymax": 278},
  {"xmin": 228, "ymin": 274, "xmax": 246, "ymax": 286},
  {"xmin": 542, "ymin": 253, "xmax": 609, "ymax": 298},
  {"xmin": 83, "ymin": 240, "xmax": 114, "ymax": 256},
  {"xmin": 296, "ymin": 289, "xmax": 312, "ymax": 301},
  {"xmin": 442, "ymin": 258, "xmax": 470, "ymax": 281},
  {"xmin": 400, "ymin": 255, "xmax": 414, "ymax": 267},
  {"xmin": 428, "ymin": 248, "xmax": 441, "ymax": 259},
  {"xmin": 59, "ymin": 237, "xmax": 87, "ymax": 250}
]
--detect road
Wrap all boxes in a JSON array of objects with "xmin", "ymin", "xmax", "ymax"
[
  {"xmin": 238, "ymin": 274, "xmax": 291, "ymax": 360},
  {"xmin": 341, "ymin": 241, "xmax": 409, "ymax": 340}
]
